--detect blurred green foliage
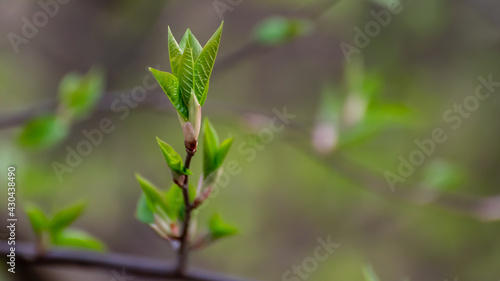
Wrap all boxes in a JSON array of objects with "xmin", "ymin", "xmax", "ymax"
[
  {"xmin": 25, "ymin": 202, "xmax": 105, "ymax": 252},
  {"xmin": 18, "ymin": 67, "xmax": 105, "ymax": 149},
  {"xmin": 18, "ymin": 114, "xmax": 68, "ymax": 149},
  {"xmin": 209, "ymin": 213, "xmax": 238, "ymax": 240},
  {"xmin": 253, "ymin": 16, "xmax": 312, "ymax": 45},
  {"xmin": 59, "ymin": 67, "xmax": 105, "ymax": 119}
]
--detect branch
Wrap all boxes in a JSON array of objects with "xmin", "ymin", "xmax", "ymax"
[
  {"xmin": 0, "ymin": 242, "xmax": 260, "ymax": 281},
  {"xmin": 176, "ymin": 148, "xmax": 196, "ymax": 275},
  {"xmin": 0, "ymin": 99, "xmax": 57, "ymax": 130}
]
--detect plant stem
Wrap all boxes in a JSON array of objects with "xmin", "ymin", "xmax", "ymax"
[{"xmin": 176, "ymin": 148, "xmax": 196, "ymax": 276}]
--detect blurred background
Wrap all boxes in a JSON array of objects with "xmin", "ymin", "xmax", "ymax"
[{"xmin": 1, "ymin": 0, "xmax": 500, "ymax": 280}]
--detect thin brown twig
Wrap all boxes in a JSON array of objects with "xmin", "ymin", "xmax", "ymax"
[{"xmin": 176, "ymin": 148, "xmax": 196, "ymax": 276}]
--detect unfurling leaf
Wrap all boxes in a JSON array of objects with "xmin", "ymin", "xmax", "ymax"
[
  {"xmin": 59, "ymin": 67, "xmax": 105, "ymax": 119},
  {"xmin": 149, "ymin": 68, "xmax": 188, "ymax": 120},
  {"xmin": 167, "ymin": 27, "xmax": 183, "ymax": 76},
  {"xmin": 177, "ymin": 41, "xmax": 196, "ymax": 106},
  {"xmin": 51, "ymin": 229, "xmax": 105, "ymax": 252},
  {"xmin": 160, "ymin": 23, "xmax": 223, "ymax": 116},
  {"xmin": 156, "ymin": 137, "xmax": 192, "ymax": 176},
  {"xmin": 18, "ymin": 114, "xmax": 68, "ymax": 149},
  {"xmin": 25, "ymin": 205, "xmax": 50, "ymax": 235},
  {"xmin": 181, "ymin": 29, "xmax": 203, "ymax": 61},
  {"xmin": 194, "ymin": 22, "xmax": 223, "ymax": 106},
  {"xmin": 50, "ymin": 201, "xmax": 86, "ymax": 234},
  {"xmin": 208, "ymin": 213, "xmax": 238, "ymax": 240}
]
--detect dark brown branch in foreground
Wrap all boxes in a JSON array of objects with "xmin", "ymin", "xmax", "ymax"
[{"xmin": 0, "ymin": 243, "xmax": 259, "ymax": 281}]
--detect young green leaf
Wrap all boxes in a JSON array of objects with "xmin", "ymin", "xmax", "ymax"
[
  {"xmin": 156, "ymin": 137, "xmax": 192, "ymax": 176},
  {"xmin": 167, "ymin": 27, "xmax": 183, "ymax": 76},
  {"xmin": 200, "ymin": 82, "xmax": 210, "ymax": 106},
  {"xmin": 203, "ymin": 118, "xmax": 220, "ymax": 177},
  {"xmin": 185, "ymin": 30, "xmax": 202, "ymax": 60},
  {"xmin": 178, "ymin": 29, "xmax": 190, "ymax": 51},
  {"xmin": 209, "ymin": 213, "xmax": 238, "ymax": 240},
  {"xmin": 50, "ymin": 201, "xmax": 86, "ymax": 234},
  {"xmin": 177, "ymin": 41, "xmax": 195, "ymax": 106},
  {"xmin": 136, "ymin": 193, "xmax": 155, "ymax": 224},
  {"xmin": 164, "ymin": 185, "xmax": 183, "ymax": 220},
  {"xmin": 178, "ymin": 29, "xmax": 202, "ymax": 57},
  {"xmin": 18, "ymin": 114, "xmax": 68, "ymax": 149},
  {"xmin": 52, "ymin": 229, "xmax": 105, "ymax": 252},
  {"xmin": 216, "ymin": 137, "xmax": 234, "ymax": 168},
  {"xmin": 203, "ymin": 119, "xmax": 233, "ymax": 178},
  {"xmin": 59, "ymin": 67, "xmax": 105, "ymax": 118},
  {"xmin": 25, "ymin": 205, "xmax": 49, "ymax": 235},
  {"xmin": 149, "ymin": 68, "xmax": 188, "ymax": 120},
  {"xmin": 135, "ymin": 174, "xmax": 169, "ymax": 218},
  {"xmin": 194, "ymin": 22, "xmax": 223, "ymax": 106}
]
